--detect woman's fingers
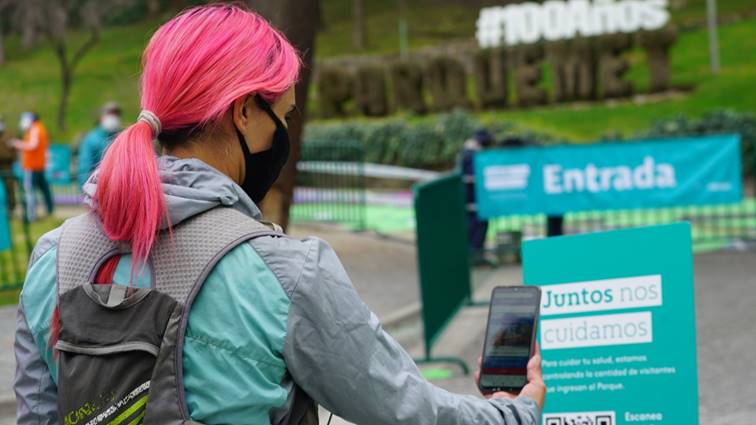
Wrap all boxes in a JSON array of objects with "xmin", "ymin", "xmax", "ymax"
[
  {"xmin": 527, "ymin": 353, "xmax": 543, "ymax": 383},
  {"xmin": 487, "ymin": 391, "xmax": 517, "ymax": 400}
]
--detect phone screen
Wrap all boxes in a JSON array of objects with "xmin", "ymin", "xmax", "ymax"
[{"xmin": 479, "ymin": 286, "xmax": 541, "ymax": 393}]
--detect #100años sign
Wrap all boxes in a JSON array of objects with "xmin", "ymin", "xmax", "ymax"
[
  {"xmin": 317, "ymin": 0, "xmax": 678, "ymax": 119},
  {"xmin": 477, "ymin": 0, "xmax": 670, "ymax": 47}
]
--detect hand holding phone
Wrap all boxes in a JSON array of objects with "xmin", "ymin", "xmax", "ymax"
[
  {"xmin": 478, "ymin": 286, "xmax": 542, "ymax": 394},
  {"xmin": 475, "ymin": 345, "xmax": 545, "ymax": 410}
]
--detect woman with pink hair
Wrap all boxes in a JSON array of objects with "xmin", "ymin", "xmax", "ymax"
[{"xmin": 14, "ymin": 4, "xmax": 543, "ymax": 425}]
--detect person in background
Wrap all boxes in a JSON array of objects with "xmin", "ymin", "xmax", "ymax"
[
  {"xmin": 77, "ymin": 101, "xmax": 122, "ymax": 187},
  {"xmin": 11, "ymin": 112, "xmax": 52, "ymax": 222},
  {"xmin": 0, "ymin": 116, "xmax": 17, "ymax": 213},
  {"xmin": 461, "ymin": 128, "xmax": 494, "ymax": 263}
]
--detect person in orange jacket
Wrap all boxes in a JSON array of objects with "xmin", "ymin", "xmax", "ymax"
[{"xmin": 10, "ymin": 112, "xmax": 53, "ymax": 221}]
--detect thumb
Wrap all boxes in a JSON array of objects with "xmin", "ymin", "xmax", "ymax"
[{"xmin": 527, "ymin": 353, "xmax": 543, "ymax": 383}]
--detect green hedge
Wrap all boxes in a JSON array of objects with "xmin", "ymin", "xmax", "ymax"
[
  {"xmin": 303, "ymin": 110, "xmax": 554, "ymax": 169},
  {"xmin": 631, "ymin": 110, "xmax": 756, "ymax": 177},
  {"xmin": 305, "ymin": 109, "xmax": 755, "ymax": 177}
]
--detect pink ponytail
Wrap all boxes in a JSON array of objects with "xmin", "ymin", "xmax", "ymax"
[
  {"xmin": 95, "ymin": 120, "xmax": 166, "ymax": 269},
  {"xmin": 93, "ymin": 4, "xmax": 300, "ymax": 275}
]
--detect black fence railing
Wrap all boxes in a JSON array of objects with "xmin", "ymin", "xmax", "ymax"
[
  {"xmin": 0, "ymin": 171, "xmax": 34, "ymax": 291},
  {"xmin": 471, "ymin": 136, "xmax": 756, "ymax": 263},
  {"xmin": 489, "ymin": 149, "xmax": 756, "ymax": 260},
  {"xmin": 291, "ymin": 141, "xmax": 367, "ymax": 231}
]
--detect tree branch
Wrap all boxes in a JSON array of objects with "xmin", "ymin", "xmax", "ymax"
[
  {"xmin": 48, "ymin": 36, "xmax": 69, "ymax": 69},
  {"xmin": 70, "ymin": 28, "xmax": 99, "ymax": 70}
]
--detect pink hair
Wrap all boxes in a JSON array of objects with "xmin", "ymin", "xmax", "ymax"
[{"xmin": 94, "ymin": 4, "xmax": 301, "ymax": 275}]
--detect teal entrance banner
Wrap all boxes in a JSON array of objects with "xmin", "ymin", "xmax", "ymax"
[
  {"xmin": 46, "ymin": 144, "xmax": 72, "ymax": 185},
  {"xmin": 0, "ymin": 183, "xmax": 11, "ymax": 251},
  {"xmin": 523, "ymin": 223, "xmax": 698, "ymax": 425},
  {"xmin": 475, "ymin": 135, "xmax": 742, "ymax": 217},
  {"xmin": 12, "ymin": 143, "xmax": 72, "ymax": 185}
]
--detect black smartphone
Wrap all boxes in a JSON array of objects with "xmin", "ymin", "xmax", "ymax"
[{"xmin": 479, "ymin": 286, "xmax": 541, "ymax": 394}]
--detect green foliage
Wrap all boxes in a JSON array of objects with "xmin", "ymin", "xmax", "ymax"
[
  {"xmin": 304, "ymin": 110, "xmax": 554, "ymax": 169},
  {"xmin": 633, "ymin": 110, "xmax": 756, "ymax": 176},
  {"xmin": 307, "ymin": 109, "xmax": 755, "ymax": 178},
  {"xmin": 316, "ymin": 0, "xmax": 756, "ymax": 59},
  {"xmin": 475, "ymin": 16, "xmax": 756, "ymax": 142}
]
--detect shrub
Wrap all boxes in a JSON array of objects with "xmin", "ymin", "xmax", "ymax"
[
  {"xmin": 633, "ymin": 110, "xmax": 756, "ymax": 176},
  {"xmin": 304, "ymin": 109, "xmax": 754, "ymax": 176},
  {"xmin": 303, "ymin": 110, "xmax": 553, "ymax": 169}
]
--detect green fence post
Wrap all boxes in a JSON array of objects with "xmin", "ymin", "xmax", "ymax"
[{"xmin": 413, "ymin": 172, "xmax": 475, "ymax": 374}]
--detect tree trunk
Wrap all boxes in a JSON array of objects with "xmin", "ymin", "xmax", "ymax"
[
  {"xmin": 397, "ymin": 0, "xmax": 409, "ymax": 57},
  {"xmin": 58, "ymin": 64, "xmax": 72, "ymax": 130},
  {"xmin": 0, "ymin": 19, "xmax": 4, "ymax": 65},
  {"xmin": 353, "ymin": 0, "xmax": 366, "ymax": 50},
  {"xmin": 147, "ymin": 0, "xmax": 160, "ymax": 15},
  {"xmin": 250, "ymin": 0, "xmax": 320, "ymax": 230},
  {"xmin": 168, "ymin": 0, "xmax": 190, "ymax": 12},
  {"xmin": 21, "ymin": 6, "xmax": 39, "ymax": 48},
  {"xmin": 246, "ymin": 0, "xmax": 281, "ymax": 25},
  {"xmin": 50, "ymin": 27, "xmax": 98, "ymax": 131}
]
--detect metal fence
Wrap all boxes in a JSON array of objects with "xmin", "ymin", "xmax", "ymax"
[
  {"xmin": 490, "ymin": 164, "xmax": 756, "ymax": 257},
  {"xmin": 0, "ymin": 171, "xmax": 34, "ymax": 291},
  {"xmin": 291, "ymin": 142, "xmax": 367, "ymax": 231}
]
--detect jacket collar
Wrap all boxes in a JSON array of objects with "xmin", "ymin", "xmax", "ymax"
[{"xmin": 82, "ymin": 155, "xmax": 262, "ymax": 228}]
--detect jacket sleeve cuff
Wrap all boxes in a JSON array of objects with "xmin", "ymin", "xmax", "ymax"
[{"xmin": 488, "ymin": 395, "xmax": 541, "ymax": 425}]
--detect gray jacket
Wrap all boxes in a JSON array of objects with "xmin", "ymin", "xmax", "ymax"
[{"xmin": 14, "ymin": 156, "xmax": 540, "ymax": 424}]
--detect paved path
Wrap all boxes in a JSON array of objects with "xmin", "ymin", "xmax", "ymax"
[
  {"xmin": 1, "ymin": 219, "xmax": 754, "ymax": 425},
  {"xmin": 321, "ymin": 251, "xmax": 756, "ymax": 425},
  {"xmin": 289, "ymin": 224, "xmax": 420, "ymax": 322},
  {"xmin": 0, "ymin": 306, "xmax": 14, "ymax": 419}
]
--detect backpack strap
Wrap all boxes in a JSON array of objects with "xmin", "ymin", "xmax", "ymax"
[
  {"xmin": 150, "ymin": 207, "xmax": 282, "ymax": 302},
  {"xmin": 56, "ymin": 213, "xmax": 123, "ymax": 296},
  {"xmin": 56, "ymin": 207, "xmax": 282, "ymax": 300},
  {"xmin": 141, "ymin": 207, "xmax": 284, "ymax": 424},
  {"xmin": 56, "ymin": 207, "xmax": 285, "ymax": 424}
]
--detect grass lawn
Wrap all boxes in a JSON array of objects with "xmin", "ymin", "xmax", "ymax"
[
  {"xmin": 292, "ymin": 197, "xmax": 756, "ymax": 254},
  {"xmin": 0, "ymin": 214, "xmax": 64, "ymax": 306}
]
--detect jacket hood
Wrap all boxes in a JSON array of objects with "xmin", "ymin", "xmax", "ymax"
[{"xmin": 82, "ymin": 155, "xmax": 262, "ymax": 228}]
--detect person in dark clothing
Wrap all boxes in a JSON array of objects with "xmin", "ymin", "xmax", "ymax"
[
  {"xmin": 461, "ymin": 129, "xmax": 493, "ymax": 260},
  {"xmin": 0, "ymin": 116, "xmax": 17, "ymax": 212},
  {"xmin": 77, "ymin": 102, "xmax": 122, "ymax": 188},
  {"xmin": 546, "ymin": 215, "xmax": 564, "ymax": 237}
]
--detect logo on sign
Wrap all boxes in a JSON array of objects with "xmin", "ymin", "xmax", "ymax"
[{"xmin": 484, "ymin": 164, "xmax": 531, "ymax": 190}]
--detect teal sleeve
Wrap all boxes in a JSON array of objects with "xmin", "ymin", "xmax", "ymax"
[
  {"xmin": 19, "ymin": 247, "xmax": 60, "ymax": 383},
  {"xmin": 181, "ymin": 242, "xmax": 291, "ymax": 424}
]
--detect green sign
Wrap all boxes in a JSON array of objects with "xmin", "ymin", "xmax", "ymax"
[{"xmin": 523, "ymin": 223, "xmax": 698, "ymax": 425}]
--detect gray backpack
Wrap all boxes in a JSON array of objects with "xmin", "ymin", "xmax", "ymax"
[{"xmin": 54, "ymin": 207, "xmax": 283, "ymax": 425}]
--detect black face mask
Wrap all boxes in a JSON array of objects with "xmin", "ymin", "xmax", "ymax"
[{"xmin": 235, "ymin": 95, "xmax": 290, "ymax": 204}]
